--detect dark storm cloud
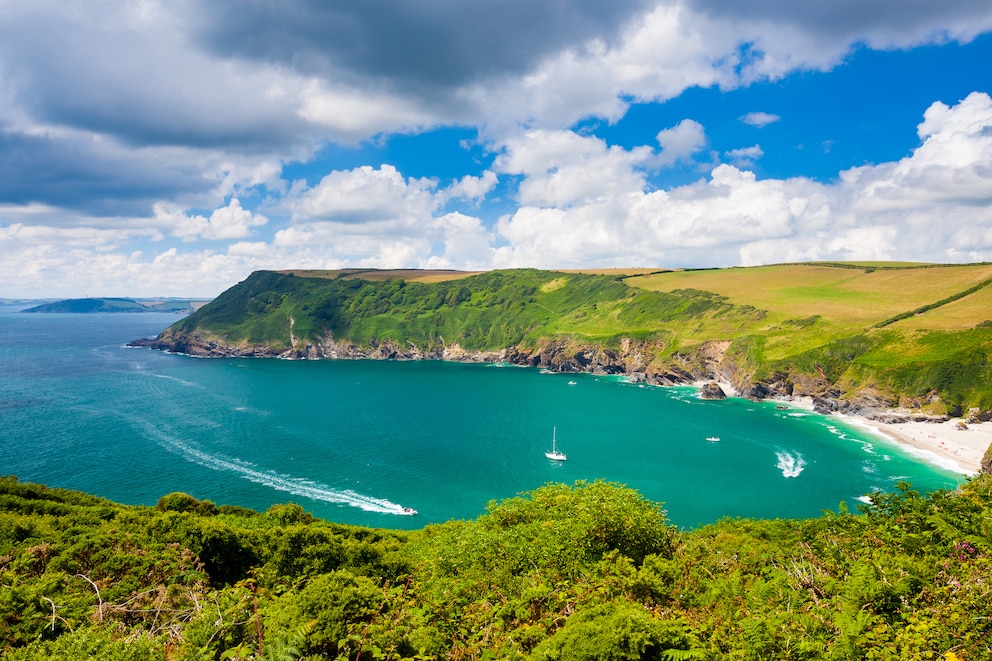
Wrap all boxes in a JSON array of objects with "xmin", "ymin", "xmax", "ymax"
[
  {"xmin": 0, "ymin": 129, "xmax": 212, "ymax": 217},
  {"xmin": 0, "ymin": 10, "xmax": 308, "ymax": 153},
  {"xmin": 191, "ymin": 0, "xmax": 652, "ymax": 90},
  {"xmin": 690, "ymin": 0, "xmax": 992, "ymax": 41}
]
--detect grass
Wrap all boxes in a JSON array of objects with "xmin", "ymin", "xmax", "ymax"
[
  {"xmin": 887, "ymin": 276, "xmax": 992, "ymax": 330},
  {"xmin": 629, "ymin": 263, "xmax": 992, "ymax": 327},
  {"xmin": 627, "ymin": 263, "xmax": 992, "ymax": 358}
]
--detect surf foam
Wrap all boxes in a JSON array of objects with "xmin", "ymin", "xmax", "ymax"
[
  {"xmin": 142, "ymin": 422, "xmax": 410, "ymax": 515},
  {"xmin": 776, "ymin": 451, "xmax": 806, "ymax": 478}
]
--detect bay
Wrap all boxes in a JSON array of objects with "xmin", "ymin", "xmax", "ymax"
[{"xmin": 0, "ymin": 308, "xmax": 962, "ymax": 529}]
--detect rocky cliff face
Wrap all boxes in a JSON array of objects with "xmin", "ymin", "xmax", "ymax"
[
  {"xmin": 127, "ymin": 328, "xmax": 827, "ymax": 398},
  {"xmin": 130, "ymin": 328, "xmax": 992, "ymax": 428},
  {"xmin": 130, "ymin": 330, "xmax": 684, "ymax": 381}
]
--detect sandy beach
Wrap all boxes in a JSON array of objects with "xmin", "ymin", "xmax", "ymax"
[
  {"xmin": 698, "ymin": 380, "xmax": 989, "ymax": 476},
  {"xmin": 854, "ymin": 417, "xmax": 991, "ymax": 476}
]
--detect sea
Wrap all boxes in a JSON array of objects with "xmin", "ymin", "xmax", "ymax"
[{"xmin": 0, "ymin": 307, "xmax": 964, "ymax": 530}]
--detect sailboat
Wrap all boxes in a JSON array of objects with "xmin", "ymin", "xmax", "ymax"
[{"xmin": 544, "ymin": 426, "xmax": 567, "ymax": 461}]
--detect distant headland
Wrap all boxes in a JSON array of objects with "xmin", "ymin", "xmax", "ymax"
[{"xmin": 21, "ymin": 297, "xmax": 211, "ymax": 314}]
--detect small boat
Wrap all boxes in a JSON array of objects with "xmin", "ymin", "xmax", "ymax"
[
  {"xmin": 706, "ymin": 436, "xmax": 721, "ymax": 442},
  {"xmin": 568, "ymin": 380, "xmax": 577, "ymax": 385},
  {"xmin": 401, "ymin": 507, "xmax": 418, "ymax": 515},
  {"xmin": 545, "ymin": 426, "xmax": 567, "ymax": 461}
]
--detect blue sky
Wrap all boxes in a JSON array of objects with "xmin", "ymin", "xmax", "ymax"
[{"xmin": 2, "ymin": 1, "xmax": 992, "ymax": 297}]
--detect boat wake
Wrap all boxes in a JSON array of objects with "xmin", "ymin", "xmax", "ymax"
[
  {"xmin": 143, "ymin": 423, "xmax": 412, "ymax": 515},
  {"xmin": 148, "ymin": 372, "xmax": 205, "ymax": 389},
  {"xmin": 776, "ymin": 451, "xmax": 807, "ymax": 478}
]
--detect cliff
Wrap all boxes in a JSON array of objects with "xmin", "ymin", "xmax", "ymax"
[{"xmin": 130, "ymin": 265, "xmax": 992, "ymax": 438}]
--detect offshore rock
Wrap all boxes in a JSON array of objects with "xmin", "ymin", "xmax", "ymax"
[{"xmin": 699, "ymin": 381, "xmax": 727, "ymax": 400}]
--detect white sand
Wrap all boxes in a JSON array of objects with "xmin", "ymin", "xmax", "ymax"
[
  {"xmin": 774, "ymin": 396, "xmax": 989, "ymax": 475},
  {"xmin": 853, "ymin": 417, "xmax": 991, "ymax": 476},
  {"xmin": 693, "ymin": 382, "xmax": 989, "ymax": 475}
]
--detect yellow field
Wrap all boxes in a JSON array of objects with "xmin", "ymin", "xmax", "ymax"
[
  {"xmin": 890, "ymin": 278, "xmax": 992, "ymax": 330},
  {"xmin": 628, "ymin": 263, "xmax": 992, "ymax": 331}
]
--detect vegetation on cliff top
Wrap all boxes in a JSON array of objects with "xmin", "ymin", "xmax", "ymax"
[
  {"xmin": 2, "ymin": 475, "xmax": 990, "ymax": 659},
  {"xmin": 156, "ymin": 263, "xmax": 992, "ymax": 413}
]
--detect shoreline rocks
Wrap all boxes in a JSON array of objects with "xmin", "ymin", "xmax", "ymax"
[
  {"xmin": 699, "ymin": 381, "xmax": 727, "ymax": 400},
  {"xmin": 128, "ymin": 330, "xmax": 991, "ymax": 462}
]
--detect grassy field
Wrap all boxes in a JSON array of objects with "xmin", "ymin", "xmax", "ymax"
[
  {"xmin": 626, "ymin": 263, "xmax": 992, "ymax": 360},
  {"xmin": 628, "ymin": 263, "xmax": 992, "ymax": 328}
]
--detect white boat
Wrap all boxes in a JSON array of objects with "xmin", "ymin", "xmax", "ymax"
[
  {"xmin": 706, "ymin": 436, "xmax": 720, "ymax": 442},
  {"xmin": 545, "ymin": 426, "xmax": 567, "ymax": 461},
  {"xmin": 401, "ymin": 507, "xmax": 418, "ymax": 515}
]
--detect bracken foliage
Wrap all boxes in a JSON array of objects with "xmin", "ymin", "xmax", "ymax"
[{"xmin": 2, "ymin": 475, "xmax": 990, "ymax": 659}]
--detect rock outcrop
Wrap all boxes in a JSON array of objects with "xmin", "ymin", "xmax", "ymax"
[{"xmin": 699, "ymin": 381, "xmax": 727, "ymax": 400}]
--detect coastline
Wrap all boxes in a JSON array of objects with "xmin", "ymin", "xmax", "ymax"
[
  {"xmin": 851, "ymin": 417, "xmax": 989, "ymax": 476},
  {"xmin": 137, "ymin": 329, "xmax": 992, "ymax": 476},
  {"xmin": 695, "ymin": 379, "xmax": 986, "ymax": 476}
]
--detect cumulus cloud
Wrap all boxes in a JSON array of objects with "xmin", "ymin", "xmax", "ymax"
[
  {"xmin": 494, "ymin": 93, "xmax": 992, "ymax": 268},
  {"xmin": 427, "ymin": 212, "xmax": 495, "ymax": 269},
  {"xmin": 290, "ymin": 165, "xmax": 438, "ymax": 224},
  {"xmin": 1, "ymin": 1, "xmax": 991, "ymax": 297},
  {"xmin": 495, "ymin": 130, "xmax": 651, "ymax": 207},
  {"xmin": 740, "ymin": 111, "xmax": 781, "ymax": 127},
  {"xmin": 725, "ymin": 144, "xmax": 764, "ymax": 167},
  {"xmin": 654, "ymin": 119, "xmax": 708, "ymax": 167},
  {"xmin": 439, "ymin": 171, "xmax": 499, "ymax": 204},
  {"xmin": 168, "ymin": 199, "xmax": 268, "ymax": 242}
]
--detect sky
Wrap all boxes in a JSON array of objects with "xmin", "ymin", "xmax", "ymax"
[{"xmin": 2, "ymin": 1, "xmax": 992, "ymax": 298}]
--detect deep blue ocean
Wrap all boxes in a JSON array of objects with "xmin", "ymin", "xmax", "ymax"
[{"xmin": 0, "ymin": 308, "xmax": 962, "ymax": 529}]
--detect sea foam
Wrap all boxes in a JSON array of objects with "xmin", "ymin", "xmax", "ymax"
[
  {"xmin": 776, "ymin": 451, "xmax": 806, "ymax": 478},
  {"xmin": 144, "ymin": 422, "xmax": 411, "ymax": 515}
]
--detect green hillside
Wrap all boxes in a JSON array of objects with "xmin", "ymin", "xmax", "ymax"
[
  {"xmin": 1, "ymin": 475, "xmax": 989, "ymax": 659},
  {"xmin": 146, "ymin": 263, "xmax": 992, "ymax": 414},
  {"xmin": 627, "ymin": 263, "xmax": 992, "ymax": 412}
]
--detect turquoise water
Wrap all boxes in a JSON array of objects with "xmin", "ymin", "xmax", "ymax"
[{"xmin": 0, "ymin": 308, "xmax": 963, "ymax": 529}]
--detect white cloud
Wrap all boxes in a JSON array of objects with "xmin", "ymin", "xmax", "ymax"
[
  {"xmin": 725, "ymin": 144, "xmax": 764, "ymax": 167},
  {"xmin": 297, "ymin": 81, "xmax": 440, "ymax": 144},
  {"xmin": 168, "ymin": 198, "xmax": 268, "ymax": 242},
  {"xmin": 439, "ymin": 171, "xmax": 499, "ymax": 204},
  {"xmin": 291, "ymin": 165, "xmax": 438, "ymax": 224},
  {"xmin": 494, "ymin": 93, "xmax": 992, "ymax": 269},
  {"xmin": 495, "ymin": 130, "xmax": 651, "ymax": 207},
  {"xmin": 655, "ymin": 119, "xmax": 707, "ymax": 167},
  {"xmin": 0, "ymin": 222, "xmax": 160, "ymax": 249},
  {"xmin": 427, "ymin": 212, "xmax": 495, "ymax": 269},
  {"xmin": 2, "ymin": 2, "xmax": 992, "ymax": 297},
  {"xmin": 740, "ymin": 111, "xmax": 781, "ymax": 127}
]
